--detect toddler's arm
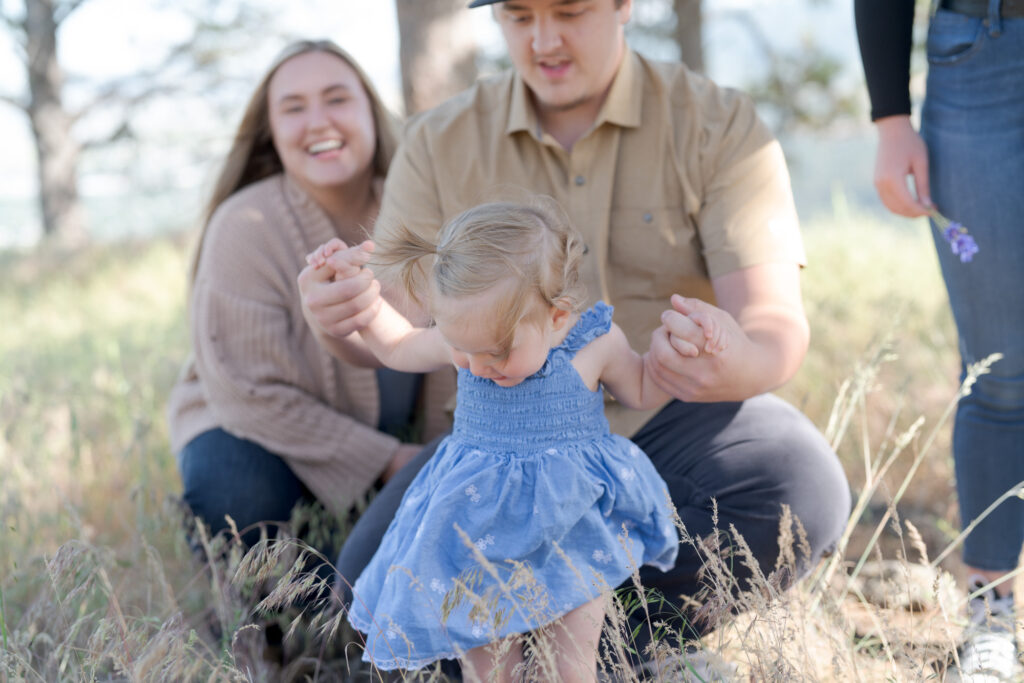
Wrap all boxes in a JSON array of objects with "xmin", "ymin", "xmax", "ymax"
[
  {"xmin": 594, "ymin": 310, "xmax": 727, "ymax": 410},
  {"xmin": 586, "ymin": 323, "xmax": 671, "ymax": 411},
  {"xmin": 308, "ymin": 240, "xmax": 450, "ymax": 373}
]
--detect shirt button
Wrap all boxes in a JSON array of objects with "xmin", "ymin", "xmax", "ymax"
[
  {"xmin": 574, "ymin": 175, "xmax": 585, "ymax": 186},
  {"xmin": 643, "ymin": 212, "xmax": 653, "ymax": 223}
]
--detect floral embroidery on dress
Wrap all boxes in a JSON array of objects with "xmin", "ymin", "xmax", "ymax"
[
  {"xmin": 620, "ymin": 467, "xmax": 637, "ymax": 481},
  {"xmin": 629, "ymin": 444, "xmax": 641, "ymax": 458},
  {"xmin": 545, "ymin": 448, "xmax": 558, "ymax": 455},
  {"xmin": 474, "ymin": 534, "xmax": 495, "ymax": 551},
  {"xmin": 592, "ymin": 549, "xmax": 613, "ymax": 564},
  {"xmin": 465, "ymin": 484, "xmax": 481, "ymax": 503},
  {"xmin": 430, "ymin": 578, "xmax": 447, "ymax": 595}
]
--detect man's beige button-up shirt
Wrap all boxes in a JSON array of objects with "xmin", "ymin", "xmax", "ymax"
[{"xmin": 375, "ymin": 50, "xmax": 805, "ymax": 437}]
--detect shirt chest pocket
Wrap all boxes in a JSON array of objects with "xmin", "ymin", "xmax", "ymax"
[{"xmin": 607, "ymin": 207, "xmax": 705, "ymax": 298}]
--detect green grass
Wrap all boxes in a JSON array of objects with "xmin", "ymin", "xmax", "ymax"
[{"xmin": 0, "ymin": 209, "xmax": 976, "ymax": 681}]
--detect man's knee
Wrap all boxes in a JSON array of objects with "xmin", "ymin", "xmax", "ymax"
[
  {"xmin": 729, "ymin": 396, "xmax": 850, "ymax": 561},
  {"xmin": 634, "ymin": 395, "xmax": 850, "ymax": 562}
]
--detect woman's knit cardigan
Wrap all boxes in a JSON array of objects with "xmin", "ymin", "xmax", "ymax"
[{"xmin": 168, "ymin": 174, "xmax": 455, "ymax": 513}]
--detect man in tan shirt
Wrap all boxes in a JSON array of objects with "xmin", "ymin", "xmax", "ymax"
[{"xmin": 300, "ymin": 0, "xmax": 850, "ymax": 657}]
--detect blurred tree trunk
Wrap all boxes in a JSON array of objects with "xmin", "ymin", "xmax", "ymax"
[
  {"xmin": 395, "ymin": 0, "xmax": 478, "ymax": 115},
  {"xmin": 673, "ymin": 0, "xmax": 703, "ymax": 73},
  {"xmin": 1, "ymin": 0, "xmax": 271, "ymax": 247},
  {"xmin": 22, "ymin": 0, "xmax": 86, "ymax": 246}
]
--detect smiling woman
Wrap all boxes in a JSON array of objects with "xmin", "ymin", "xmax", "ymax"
[
  {"xmin": 267, "ymin": 51, "xmax": 380, "ymax": 223},
  {"xmin": 165, "ymin": 40, "xmax": 455, "ymax": 578}
]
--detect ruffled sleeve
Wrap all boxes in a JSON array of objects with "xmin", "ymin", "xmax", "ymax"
[{"xmin": 558, "ymin": 302, "xmax": 614, "ymax": 358}]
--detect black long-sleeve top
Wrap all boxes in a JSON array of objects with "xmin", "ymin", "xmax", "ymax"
[{"xmin": 854, "ymin": 0, "xmax": 917, "ymax": 120}]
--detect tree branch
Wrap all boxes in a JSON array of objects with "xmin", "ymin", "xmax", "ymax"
[
  {"xmin": 0, "ymin": 91, "xmax": 27, "ymax": 113},
  {"xmin": 70, "ymin": 69, "xmax": 176, "ymax": 123},
  {"xmin": 71, "ymin": 2, "xmax": 269, "ymax": 121},
  {"xmin": 53, "ymin": 0, "xmax": 93, "ymax": 26},
  {"xmin": 1, "ymin": 5, "xmax": 23, "ymax": 33},
  {"xmin": 80, "ymin": 119, "xmax": 133, "ymax": 151}
]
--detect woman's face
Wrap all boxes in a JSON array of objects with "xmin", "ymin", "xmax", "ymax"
[{"xmin": 267, "ymin": 51, "xmax": 377, "ymax": 198}]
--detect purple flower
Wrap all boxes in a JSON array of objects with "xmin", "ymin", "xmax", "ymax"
[
  {"xmin": 932, "ymin": 212, "xmax": 979, "ymax": 264},
  {"xmin": 951, "ymin": 232, "xmax": 979, "ymax": 262}
]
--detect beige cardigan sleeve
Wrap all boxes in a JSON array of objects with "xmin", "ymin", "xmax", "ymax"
[{"xmin": 190, "ymin": 181, "xmax": 401, "ymax": 510}]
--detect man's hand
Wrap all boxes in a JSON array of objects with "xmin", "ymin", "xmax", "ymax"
[
  {"xmin": 647, "ymin": 263, "xmax": 809, "ymax": 403},
  {"xmin": 298, "ymin": 240, "xmax": 382, "ymax": 341},
  {"xmin": 646, "ymin": 295, "xmax": 752, "ymax": 402},
  {"xmin": 873, "ymin": 115, "xmax": 932, "ymax": 218}
]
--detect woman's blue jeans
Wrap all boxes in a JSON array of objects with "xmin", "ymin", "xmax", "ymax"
[
  {"xmin": 179, "ymin": 428, "xmax": 343, "ymax": 589},
  {"xmin": 922, "ymin": 5, "xmax": 1024, "ymax": 571}
]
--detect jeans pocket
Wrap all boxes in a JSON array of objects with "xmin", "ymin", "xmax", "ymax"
[{"xmin": 927, "ymin": 9, "xmax": 987, "ymax": 65}]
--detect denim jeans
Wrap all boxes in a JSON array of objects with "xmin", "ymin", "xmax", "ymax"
[
  {"xmin": 179, "ymin": 428, "xmax": 323, "ymax": 547},
  {"xmin": 922, "ymin": 5, "xmax": 1024, "ymax": 571},
  {"xmin": 179, "ymin": 428, "xmax": 346, "ymax": 601},
  {"xmin": 336, "ymin": 395, "xmax": 851, "ymax": 652}
]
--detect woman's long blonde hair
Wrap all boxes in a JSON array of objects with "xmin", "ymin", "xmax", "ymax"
[
  {"xmin": 376, "ymin": 198, "xmax": 588, "ymax": 357},
  {"xmin": 189, "ymin": 39, "xmax": 399, "ymax": 283}
]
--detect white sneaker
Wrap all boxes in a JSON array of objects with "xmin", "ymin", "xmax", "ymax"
[{"xmin": 955, "ymin": 575, "xmax": 1020, "ymax": 682}]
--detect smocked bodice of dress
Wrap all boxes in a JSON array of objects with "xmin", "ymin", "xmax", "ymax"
[{"xmin": 449, "ymin": 302, "xmax": 613, "ymax": 452}]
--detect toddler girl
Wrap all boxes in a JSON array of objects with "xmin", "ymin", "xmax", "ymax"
[{"xmin": 308, "ymin": 199, "xmax": 723, "ymax": 682}]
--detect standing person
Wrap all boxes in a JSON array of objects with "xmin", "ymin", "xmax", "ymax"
[
  {"xmin": 855, "ymin": 0, "xmax": 1024, "ymax": 678},
  {"xmin": 312, "ymin": 199, "xmax": 692, "ymax": 679},
  {"xmin": 298, "ymin": 0, "xmax": 851, "ymax": 664},
  {"xmin": 167, "ymin": 40, "xmax": 454, "ymax": 560}
]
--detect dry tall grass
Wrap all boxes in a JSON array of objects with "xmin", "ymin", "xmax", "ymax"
[{"xmin": 1, "ymin": 210, "xmax": 1004, "ymax": 681}]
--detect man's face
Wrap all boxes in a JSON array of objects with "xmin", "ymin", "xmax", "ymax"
[{"xmin": 495, "ymin": 0, "xmax": 631, "ymax": 121}]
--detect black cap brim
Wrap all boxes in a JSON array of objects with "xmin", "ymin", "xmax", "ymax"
[{"xmin": 468, "ymin": 0, "xmax": 504, "ymax": 7}]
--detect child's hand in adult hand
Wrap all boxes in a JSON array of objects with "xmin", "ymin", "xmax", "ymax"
[
  {"xmin": 687, "ymin": 303, "xmax": 728, "ymax": 355},
  {"xmin": 646, "ymin": 295, "xmax": 748, "ymax": 402},
  {"xmin": 298, "ymin": 240, "xmax": 381, "ymax": 340},
  {"xmin": 305, "ymin": 237, "xmax": 347, "ymax": 270}
]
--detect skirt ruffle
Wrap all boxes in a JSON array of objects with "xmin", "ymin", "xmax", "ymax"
[{"xmin": 347, "ymin": 435, "xmax": 679, "ymax": 670}]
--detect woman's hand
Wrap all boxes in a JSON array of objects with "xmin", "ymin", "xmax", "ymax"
[
  {"xmin": 873, "ymin": 115, "xmax": 932, "ymax": 218},
  {"xmin": 298, "ymin": 239, "xmax": 382, "ymax": 340}
]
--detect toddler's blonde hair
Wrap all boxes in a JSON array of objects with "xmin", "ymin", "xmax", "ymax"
[{"xmin": 375, "ymin": 197, "xmax": 587, "ymax": 357}]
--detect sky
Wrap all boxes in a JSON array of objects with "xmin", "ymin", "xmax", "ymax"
[{"xmin": 0, "ymin": 0, "xmax": 867, "ymax": 245}]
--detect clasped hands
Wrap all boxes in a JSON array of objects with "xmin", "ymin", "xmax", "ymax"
[{"xmin": 298, "ymin": 238, "xmax": 747, "ymax": 403}]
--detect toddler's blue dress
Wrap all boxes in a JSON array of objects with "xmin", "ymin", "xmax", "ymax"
[{"xmin": 347, "ymin": 302, "xmax": 679, "ymax": 670}]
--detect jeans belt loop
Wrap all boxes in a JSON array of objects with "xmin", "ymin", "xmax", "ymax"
[{"xmin": 989, "ymin": 0, "xmax": 1004, "ymax": 35}]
